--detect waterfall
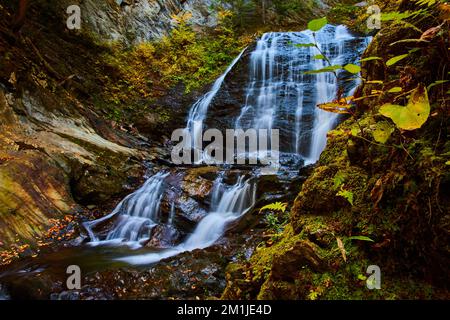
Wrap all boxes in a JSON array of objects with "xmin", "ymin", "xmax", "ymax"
[
  {"xmin": 117, "ymin": 176, "xmax": 256, "ymax": 265},
  {"xmin": 235, "ymin": 25, "xmax": 368, "ymax": 160},
  {"xmin": 84, "ymin": 25, "xmax": 369, "ymax": 265},
  {"xmin": 84, "ymin": 49, "xmax": 257, "ymax": 264},
  {"xmin": 84, "ymin": 171, "xmax": 169, "ymax": 246},
  {"xmin": 307, "ymin": 25, "xmax": 360, "ymax": 163},
  {"xmin": 186, "ymin": 49, "xmax": 246, "ymax": 162},
  {"xmin": 168, "ymin": 202, "xmax": 176, "ymax": 225},
  {"xmin": 184, "ymin": 176, "xmax": 256, "ymax": 249}
]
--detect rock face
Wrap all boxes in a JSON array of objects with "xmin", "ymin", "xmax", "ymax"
[
  {"xmin": 0, "ymin": 82, "xmax": 148, "ymax": 247},
  {"xmin": 79, "ymin": 0, "xmax": 217, "ymax": 44},
  {"xmin": 0, "ymin": 150, "xmax": 74, "ymax": 246}
]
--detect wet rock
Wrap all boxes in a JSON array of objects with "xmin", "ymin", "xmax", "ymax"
[
  {"xmin": 52, "ymin": 290, "xmax": 80, "ymax": 300},
  {"xmin": 0, "ymin": 284, "xmax": 10, "ymax": 300},
  {"xmin": 204, "ymin": 48, "xmax": 253, "ymax": 131},
  {"xmin": 68, "ymin": 248, "xmax": 230, "ymax": 300},
  {"xmin": 146, "ymin": 224, "xmax": 182, "ymax": 249},
  {"xmin": 182, "ymin": 167, "xmax": 217, "ymax": 202},
  {"xmin": 174, "ymin": 196, "xmax": 209, "ymax": 226}
]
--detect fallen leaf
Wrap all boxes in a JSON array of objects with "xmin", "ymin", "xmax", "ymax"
[{"xmin": 336, "ymin": 237, "xmax": 347, "ymax": 262}]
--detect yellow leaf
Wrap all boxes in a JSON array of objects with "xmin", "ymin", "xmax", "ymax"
[
  {"xmin": 372, "ymin": 121, "xmax": 395, "ymax": 143},
  {"xmin": 317, "ymin": 96, "xmax": 354, "ymax": 114},
  {"xmin": 379, "ymin": 84, "xmax": 430, "ymax": 130}
]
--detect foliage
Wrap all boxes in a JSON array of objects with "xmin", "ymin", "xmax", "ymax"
[
  {"xmin": 299, "ymin": 16, "xmax": 363, "ymax": 100},
  {"xmin": 379, "ymin": 85, "xmax": 431, "ymax": 130},
  {"xmin": 212, "ymin": 0, "xmax": 320, "ymax": 29},
  {"xmin": 337, "ymin": 187, "xmax": 354, "ymax": 206},
  {"xmin": 346, "ymin": 236, "xmax": 375, "ymax": 242},
  {"xmin": 372, "ymin": 121, "xmax": 395, "ymax": 144},
  {"xmin": 343, "ymin": 64, "xmax": 361, "ymax": 74},
  {"xmin": 225, "ymin": 1, "xmax": 450, "ymax": 301},
  {"xmin": 307, "ymin": 17, "xmax": 328, "ymax": 32},
  {"xmin": 265, "ymin": 213, "xmax": 285, "ymax": 234},
  {"xmin": 386, "ymin": 54, "xmax": 409, "ymax": 67},
  {"xmin": 317, "ymin": 96, "xmax": 354, "ymax": 115},
  {"xmin": 211, "ymin": 0, "xmax": 257, "ymax": 28},
  {"xmin": 260, "ymin": 202, "xmax": 289, "ymax": 235},
  {"xmin": 259, "ymin": 201, "xmax": 288, "ymax": 213},
  {"xmin": 333, "ymin": 172, "xmax": 355, "ymax": 206},
  {"xmin": 100, "ymin": 12, "xmax": 248, "ymax": 110},
  {"xmin": 416, "ymin": 0, "xmax": 440, "ymax": 7}
]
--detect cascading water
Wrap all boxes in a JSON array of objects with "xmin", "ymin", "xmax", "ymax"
[
  {"xmin": 307, "ymin": 25, "xmax": 369, "ymax": 163},
  {"xmin": 186, "ymin": 49, "xmax": 246, "ymax": 162},
  {"xmin": 235, "ymin": 25, "xmax": 369, "ymax": 162},
  {"xmin": 184, "ymin": 176, "xmax": 256, "ymax": 249},
  {"xmin": 84, "ymin": 171, "xmax": 169, "ymax": 246},
  {"xmin": 83, "ymin": 24, "xmax": 369, "ymax": 265},
  {"xmin": 117, "ymin": 176, "xmax": 256, "ymax": 265}
]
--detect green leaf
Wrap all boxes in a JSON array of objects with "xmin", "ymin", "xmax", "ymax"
[
  {"xmin": 416, "ymin": 0, "xmax": 437, "ymax": 7},
  {"xmin": 295, "ymin": 43, "xmax": 316, "ymax": 48},
  {"xmin": 360, "ymin": 56, "xmax": 382, "ymax": 62},
  {"xmin": 386, "ymin": 54, "xmax": 409, "ymax": 67},
  {"xmin": 347, "ymin": 236, "xmax": 375, "ymax": 242},
  {"xmin": 427, "ymin": 80, "xmax": 449, "ymax": 91},
  {"xmin": 313, "ymin": 54, "xmax": 325, "ymax": 60},
  {"xmin": 372, "ymin": 121, "xmax": 395, "ymax": 144},
  {"xmin": 308, "ymin": 17, "xmax": 328, "ymax": 32},
  {"xmin": 388, "ymin": 87, "xmax": 403, "ymax": 93},
  {"xmin": 357, "ymin": 274, "xmax": 368, "ymax": 281},
  {"xmin": 409, "ymin": 48, "xmax": 421, "ymax": 54},
  {"xmin": 344, "ymin": 64, "xmax": 361, "ymax": 74},
  {"xmin": 381, "ymin": 11, "xmax": 417, "ymax": 22},
  {"xmin": 304, "ymin": 65, "xmax": 342, "ymax": 75},
  {"xmin": 333, "ymin": 172, "xmax": 346, "ymax": 190},
  {"xmin": 379, "ymin": 84, "xmax": 430, "ymax": 130}
]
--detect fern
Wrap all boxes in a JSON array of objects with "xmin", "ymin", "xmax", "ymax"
[
  {"xmin": 337, "ymin": 187, "xmax": 354, "ymax": 206},
  {"xmin": 259, "ymin": 202, "xmax": 288, "ymax": 213}
]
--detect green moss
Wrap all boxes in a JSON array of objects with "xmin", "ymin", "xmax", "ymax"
[
  {"xmin": 100, "ymin": 16, "xmax": 249, "ymax": 108},
  {"xmin": 250, "ymin": 225, "xmax": 303, "ymax": 283}
]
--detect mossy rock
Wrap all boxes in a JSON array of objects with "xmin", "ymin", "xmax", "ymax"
[
  {"xmin": 222, "ymin": 226, "xmax": 326, "ymax": 299},
  {"xmin": 291, "ymin": 164, "xmax": 369, "ymax": 233}
]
